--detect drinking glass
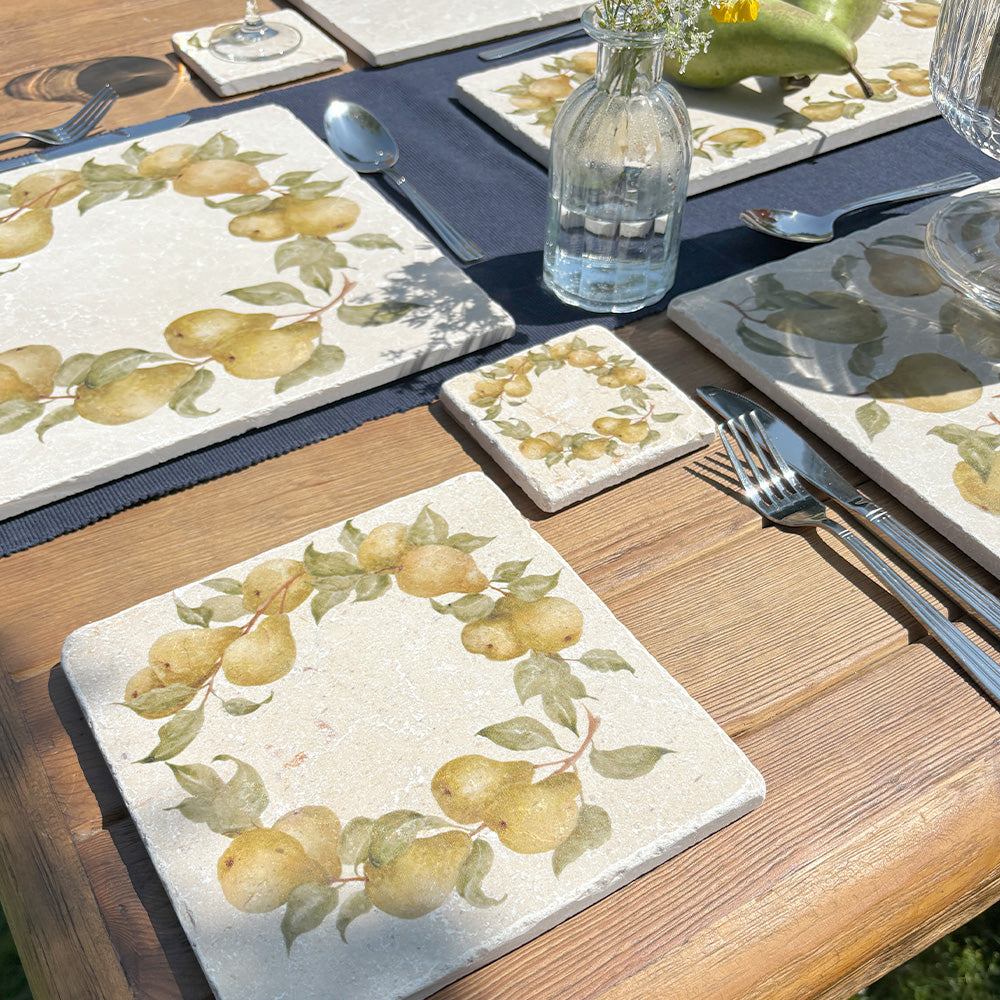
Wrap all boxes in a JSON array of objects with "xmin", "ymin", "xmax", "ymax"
[
  {"xmin": 209, "ymin": 0, "xmax": 302, "ymax": 62},
  {"xmin": 925, "ymin": 0, "xmax": 1000, "ymax": 310}
]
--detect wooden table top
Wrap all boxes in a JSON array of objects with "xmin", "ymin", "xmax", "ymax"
[{"xmin": 4, "ymin": 4, "xmax": 1000, "ymax": 1000}]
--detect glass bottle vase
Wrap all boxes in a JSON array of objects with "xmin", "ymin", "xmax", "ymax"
[{"xmin": 542, "ymin": 5, "xmax": 692, "ymax": 313}]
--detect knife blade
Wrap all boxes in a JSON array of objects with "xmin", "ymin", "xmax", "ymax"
[
  {"xmin": 697, "ymin": 384, "xmax": 1000, "ymax": 640},
  {"xmin": 0, "ymin": 113, "xmax": 193, "ymax": 174}
]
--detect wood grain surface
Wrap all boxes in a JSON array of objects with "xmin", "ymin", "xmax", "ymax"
[{"xmin": 3, "ymin": 5, "xmax": 1000, "ymax": 999}]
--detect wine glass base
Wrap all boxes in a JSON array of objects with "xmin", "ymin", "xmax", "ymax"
[
  {"xmin": 208, "ymin": 21, "xmax": 302, "ymax": 62},
  {"xmin": 925, "ymin": 190, "xmax": 1000, "ymax": 313}
]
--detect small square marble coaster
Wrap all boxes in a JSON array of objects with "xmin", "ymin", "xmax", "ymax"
[
  {"xmin": 441, "ymin": 326, "xmax": 716, "ymax": 511},
  {"xmin": 172, "ymin": 10, "xmax": 346, "ymax": 97}
]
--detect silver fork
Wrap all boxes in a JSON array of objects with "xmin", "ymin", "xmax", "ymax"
[
  {"xmin": 719, "ymin": 412, "xmax": 1000, "ymax": 705},
  {"xmin": 0, "ymin": 84, "xmax": 118, "ymax": 147}
]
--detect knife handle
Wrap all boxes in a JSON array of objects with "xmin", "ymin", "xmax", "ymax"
[{"xmin": 847, "ymin": 499, "xmax": 1000, "ymax": 641}]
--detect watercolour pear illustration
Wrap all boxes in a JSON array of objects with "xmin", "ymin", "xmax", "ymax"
[
  {"xmin": 954, "ymin": 460, "xmax": 1000, "ymax": 515},
  {"xmin": 122, "ymin": 665, "xmax": 196, "ymax": 718},
  {"xmin": 863, "ymin": 246, "xmax": 943, "ymax": 297},
  {"xmin": 431, "ymin": 755, "xmax": 536, "ymax": 825},
  {"xmin": 148, "ymin": 625, "xmax": 243, "ymax": 687},
  {"xmin": 765, "ymin": 290, "xmax": 886, "ymax": 343},
  {"xmin": 597, "ymin": 365, "xmax": 645, "ymax": 387},
  {"xmin": 217, "ymin": 828, "xmax": 324, "ymax": 913},
  {"xmin": 519, "ymin": 432, "xmax": 563, "ymax": 459},
  {"xmin": 221, "ymin": 613, "xmax": 296, "ymax": 686},
  {"xmin": 73, "ymin": 363, "xmax": 197, "ymax": 424},
  {"xmin": 592, "ymin": 416, "xmax": 649, "ymax": 444},
  {"xmin": 663, "ymin": 0, "xmax": 870, "ymax": 95},
  {"xmin": 272, "ymin": 806, "xmax": 342, "ymax": 880},
  {"xmin": 0, "ymin": 345, "xmax": 62, "ymax": 397},
  {"xmin": 508, "ymin": 595, "xmax": 584, "ymax": 653},
  {"xmin": 461, "ymin": 607, "xmax": 531, "ymax": 661},
  {"xmin": 136, "ymin": 143, "xmax": 197, "ymax": 179},
  {"xmin": 939, "ymin": 297, "xmax": 1000, "ymax": 359},
  {"xmin": 280, "ymin": 195, "xmax": 361, "ymax": 236},
  {"xmin": 363, "ymin": 830, "xmax": 473, "ymax": 919},
  {"xmin": 163, "ymin": 308, "xmax": 278, "ymax": 359},
  {"xmin": 482, "ymin": 772, "xmax": 582, "ymax": 854},
  {"xmin": 211, "ymin": 322, "xmax": 321, "ymax": 380},
  {"xmin": 172, "ymin": 159, "xmax": 269, "ymax": 197},
  {"xmin": 228, "ymin": 204, "xmax": 295, "ymax": 242},
  {"xmin": 0, "ymin": 208, "xmax": 54, "ymax": 258},
  {"xmin": 867, "ymin": 354, "xmax": 982, "ymax": 413},
  {"xmin": 357, "ymin": 522, "xmax": 414, "ymax": 571},
  {"xmin": 394, "ymin": 545, "xmax": 489, "ymax": 598},
  {"xmin": 572, "ymin": 437, "xmax": 612, "ymax": 461},
  {"xmin": 9, "ymin": 169, "xmax": 84, "ymax": 208},
  {"xmin": 242, "ymin": 558, "xmax": 312, "ymax": 614}
]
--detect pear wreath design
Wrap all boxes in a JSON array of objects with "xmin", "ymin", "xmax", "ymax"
[
  {"xmin": 0, "ymin": 130, "xmax": 422, "ymax": 441},
  {"xmin": 117, "ymin": 504, "xmax": 673, "ymax": 950}
]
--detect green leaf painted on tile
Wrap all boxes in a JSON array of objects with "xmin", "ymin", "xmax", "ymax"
[
  {"xmin": 337, "ymin": 301, "xmax": 423, "ymax": 326},
  {"xmin": 282, "ymin": 882, "xmax": 339, "ymax": 952},
  {"xmin": 221, "ymin": 692, "xmax": 273, "ymax": 716},
  {"xmin": 339, "ymin": 817, "xmax": 374, "ymax": 868},
  {"xmin": 590, "ymin": 744, "xmax": 672, "ymax": 780},
  {"xmin": 408, "ymin": 506, "xmax": 449, "ymax": 546},
  {"xmin": 578, "ymin": 649, "xmax": 635, "ymax": 674},
  {"xmin": 120, "ymin": 684, "xmax": 200, "ymax": 718},
  {"xmin": 138, "ymin": 703, "xmax": 205, "ymax": 762},
  {"xmin": 224, "ymin": 281, "xmax": 311, "ymax": 306},
  {"xmin": 336, "ymin": 891, "xmax": 373, "ymax": 942},
  {"xmin": 35, "ymin": 404, "xmax": 77, "ymax": 441},
  {"xmin": 552, "ymin": 803, "xmax": 612, "ymax": 876},
  {"xmin": 170, "ymin": 367, "xmax": 218, "ymax": 417},
  {"xmin": 456, "ymin": 839, "xmax": 505, "ymax": 908},
  {"xmin": 477, "ymin": 716, "xmax": 564, "ymax": 752},
  {"xmin": 856, "ymin": 399, "xmax": 890, "ymax": 440},
  {"xmin": 507, "ymin": 571, "xmax": 560, "ymax": 602}
]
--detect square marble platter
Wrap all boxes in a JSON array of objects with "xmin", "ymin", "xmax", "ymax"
[
  {"xmin": 457, "ymin": 6, "xmax": 937, "ymax": 194},
  {"xmin": 287, "ymin": 0, "xmax": 588, "ymax": 66},
  {"xmin": 172, "ymin": 11, "xmax": 347, "ymax": 96},
  {"xmin": 0, "ymin": 104, "xmax": 513, "ymax": 521},
  {"xmin": 441, "ymin": 325, "xmax": 716, "ymax": 511},
  {"xmin": 61, "ymin": 471, "xmax": 765, "ymax": 1000},
  {"xmin": 668, "ymin": 179, "xmax": 1000, "ymax": 581}
]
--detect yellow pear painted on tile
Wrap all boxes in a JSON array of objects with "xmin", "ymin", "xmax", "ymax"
[
  {"xmin": 954, "ymin": 459, "xmax": 1000, "ymax": 515},
  {"xmin": 509, "ymin": 596, "xmax": 584, "ymax": 653},
  {"xmin": 0, "ymin": 345, "xmax": 61, "ymax": 397},
  {"xmin": 136, "ymin": 143, "xmax": 197, "ymax": 179},
  {"xmin": 363, "ymin": 830, "xmax": 473, "ymax": 919},
  {"xmin": 482, "ymin": 772, "xmax": 582, "ymax": 854},
  {"xmin": 221, "ymin": 613, "xmax": 296, "ymax": 686},
  {"xmin": 0, "ymin": 208, "xmax": 54, "ymax": 258},
  {"xmin": 164, "ymin": 309, "xmax": 277, "ymax": 359},
  {"xmin": 211, "ymin": 322, "xmax": 320, "ymax": 380},
  {"xmin": 9, "ymin": 169, "xmax": 84, "ymax": 207},
  {"xmin": 242, "ymin": 558, "xmax": 312, "ymax": 614},
  {"xmin": 357, "ymin": 522, "xmax": 413, "ymax": 572},
  {"xmin": 148, "ymin": 625, "xmax": 243, "ymax": 687},
  {"xmin": 395, "ymin": 545, "xmax": 489, "ymax": 598},
  {"xmin": 172, "ymin": 159, "xmax": 269, "ymax": 197},
  {"xmin": 73, "ymin": 363, "xmax": 197, "ymax": 424},
  {"xmin": 281, "ymin": 195, "xmax": 360, "ymax": 236},
  {"xmin": 217, "ymin": 828, "xmax": 324, "ymax": 913},
  {"xmin": 272, "ymin": 806, "xmax": 342, "ymax": 880},
  {"xmin": 432, "ymin": 755, "xmax": 535, "ymax": 824},
  {"xmin": 867, "ymin": 354, "xmax": 982, "ymax": 412}
]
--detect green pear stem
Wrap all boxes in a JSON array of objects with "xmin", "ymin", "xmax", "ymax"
[{"xmin": 849, "ymin": 63, "xmax": 873, "ymax": 98}]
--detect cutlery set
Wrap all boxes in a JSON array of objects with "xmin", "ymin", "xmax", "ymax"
[{"xmin": 700, "ymin": 386, "xmax": 1000, "ymax": 704}]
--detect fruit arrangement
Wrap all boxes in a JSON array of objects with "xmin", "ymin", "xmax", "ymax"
[
  {"xmin": 467, "ymin": 335, "xmax": 681, "ymax": 465},
  {"xmin": 0, "ymin": 132, "xmax": 422, "ymax": 440},
  {"xmin": 120, "ymin": 505, "xmax": 670, "ymax": 948}
]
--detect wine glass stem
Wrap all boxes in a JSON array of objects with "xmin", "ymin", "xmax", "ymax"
[{"xmin": 242, "ymin": 0, "xmax": 264, "ymax": 30}]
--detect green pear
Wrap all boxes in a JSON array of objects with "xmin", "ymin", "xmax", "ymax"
[
  {"xmin": 363, "ymin": 830, "xmax": 473, "ymax": 919},
  {"xmin": 9, "ymin": 169, "xmax": 84, "ymax": 208},
  {"xmin": 272, "ymin": 806, "xmax": 342, "ymax": 880},
  {"xmin": 211, "ymin": 322, "xmax": 320, "ymax": 380},
  {"xmin": 395, "ymin": 545, "xmax": 488, "ymax": 598},
  {"xmin": 764, "ymin": 290, "xmax": 886, "ymax": 343},
  {"xmin": 482, "ymin": 772, "xmax": 582, "ymax": 854},
  {"xmin": 432, "ymin": 755, "xmax": 536, "ymax": 824},
  {"xmin": 509, "ymin": 596, "xmax": 584, "ymax": 653},
  {"xmin": 217, "ymin": 828, "xmax": 324, "ymax": 913},
  {"xmin": 664, "ymin": 0, "xmax": 869, "ymax": 94},
  {"xmin": 0, "ymin": 208, "xmax": 54, "ymax": 258},
  {"xmin": 864, "ymin": 246, "xmax": 943, "ymax": 297},
  {"xmin": 357, "ymin": 522, "xmax": 413, "ymax": 571},
  {"xmin": 0, "ymin": 344, "xmax": 61, "ymax": 397},
  {"xmin": 242, "ymin": 558, "xmax": 312, "ymax": 614},
  {"xmin": 784, "ymin": 0, "xmax": 882, "ymax": 40},
  {"xmin": 163, "ymin": 308, "xmax": 277, "ymax": 358},
  {"xmin": 73, "ymin": 363, "xmax": 197, "ymax": 424},
  {"xmin": 867, "ymin": 354, "xmax": 982, "ymax": 412},
  {"xmin": 148, "ymin": 625, "xmax": 243, "ymax": 687},
  {"xmin": 221, "ymin": 613, "xmax": 296, "ymax": 686}
]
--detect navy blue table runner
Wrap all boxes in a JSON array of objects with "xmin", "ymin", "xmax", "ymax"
[{"xmin": 3, "ymin": 36, "xmax": 998, "ymax": 557}]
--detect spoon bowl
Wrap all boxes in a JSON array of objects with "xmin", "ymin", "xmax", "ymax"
[
  {"xmin": 322, "ymin": 98, "xmax": 484, "ymax": 262},
  {"xmin": 740, "ymin": 172, "xmax": 981, "ymax": 243}
]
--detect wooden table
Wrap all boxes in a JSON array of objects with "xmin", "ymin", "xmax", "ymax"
[{"xmin": 4, "ymin": 5, "xmax": 1000, "ymax": 1000}]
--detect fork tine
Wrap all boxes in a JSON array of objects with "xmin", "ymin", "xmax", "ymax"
[
  {"xmin": 718, "ymin": 420, "xmax": 757, "ymax": 498},
  {"xmin": 746, "ymin": 412, "xmax": 800, "ymax": 492},
  {"xmin": 62, "ymin": 85, "xmax": 117, "ymax": 132}
]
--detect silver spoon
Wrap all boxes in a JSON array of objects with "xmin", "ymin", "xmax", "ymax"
[
  {"xmin": 322, "ymin": 98, "xmax": 484, "ymax": 263},
  {"xmin": 740, "ymin": 172, "xmax": 981, "ymax": 243}
]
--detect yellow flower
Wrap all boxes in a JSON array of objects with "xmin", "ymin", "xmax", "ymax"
[{"xmin": 711, "ymin": 0, "xmax": 760, "ymax": 22}]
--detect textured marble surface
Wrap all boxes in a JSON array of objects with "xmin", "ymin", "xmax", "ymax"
[
  {"xmin": 172, "ymin": 11, "xmax": 347, "ymax": 97},
  {"xmin": 61, "ymin": 471, "xmax": 765, "ymax": 1000},
  {"xmin": 457, "ymin": 7, "xmax": 937, "ymax": 194},
  {"xmin": 0, "ymin": 104, "xmax": 513, "ymax": 520},
  {"xmin": 668, "ymin": 179, "xmax": 1000, "ymax": 581},
  {"xmin": 441, "ymin": 326, "xmax": 716, "ymax": 511},
  {"xmin": 286, "ymin": 0, "xmax": 587, "ymax": 65}
]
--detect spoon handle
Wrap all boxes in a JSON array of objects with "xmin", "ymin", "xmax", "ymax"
[
  {"xmin": 384, "ymin": 168, "xmax": 484, "ymax": 263},
  {"xmin": 836, "ymin": 172, "xmax": 981, "ymax": 216},
  {"xmin": 478, "ymin": 25, "xmax": 585, "ymax": 61}
]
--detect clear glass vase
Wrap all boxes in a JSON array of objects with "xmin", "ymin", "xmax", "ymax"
[
  {"xmin": 542, "ymin": 5, "xmax": 692, "ymax": 313},
  {"xmin": 925, "ymin": 0, "xmax": 1000, "ymax": 310}
]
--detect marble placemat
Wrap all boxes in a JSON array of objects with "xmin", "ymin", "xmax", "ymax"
[
  {"xmin": 457, "ymin": 5, "xmax": 937, "ymax": 194},
  {"xmin": 0, "ymin": 104, "xmax": 513, "ymax": 521},
  {"xmin": 668, "ymin": 178, "xmax": 1000, "ymax": 581},
  {"xmin": 441, "ymin": 325, "xmax": 715, "ymax": 511},
  {"xmin": 61, "ymin": 470, "xmax": 764, "ymax": 1000},
  {"xmin": 172, "ymin": 11, "xmax": 347, "ymax": 97},
  {"xmin": 286, "ymin": 0, "xmax": 588, "ymax": 66}
]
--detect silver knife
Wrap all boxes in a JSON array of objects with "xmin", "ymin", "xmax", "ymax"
[
  {"xmin": 0, "ymin": 113, "xmax": 192, "ymax": 174},
  {"xmin": 479, "ymin": 25, "xmax": 586, "ymax": 60},
  {"xmin": 697, "ymin": 384, "xmax": 1000, "ymax": 640}
]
